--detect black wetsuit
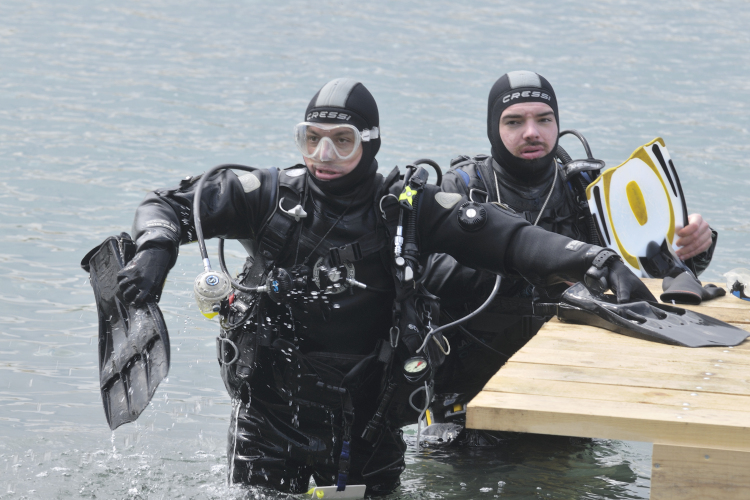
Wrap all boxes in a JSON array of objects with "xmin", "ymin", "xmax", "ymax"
[
  {"xmin": 130, "ymin": 162, "xmax": 614, "ymax": 491},
  {"xmin": 424, "ymin": 155, "xmax": 717, "ymax": 442}
]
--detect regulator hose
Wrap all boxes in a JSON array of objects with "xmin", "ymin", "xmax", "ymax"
[
  {"xmin": 193, "ymin": 164, "xmax": 263, "ymax": 293},
  {"xmin": 193, "ymin": 164, "xmax": 260, "ymax": 270},
  {"xmin": 413, "ymin": 158, "xmax": 442, "ymax": 186}
]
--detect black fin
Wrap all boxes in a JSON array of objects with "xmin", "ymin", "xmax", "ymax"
[
  {"xmin": 545, "ymin": 283, "xmax": 747, "ymax": 348},
  {"xmin": 661, "ymin": 270, "xmax": 726, "ymax": 305},
  {"xmin": 82, "ymin": 234, "xmax": 170, "ymax": 430}
]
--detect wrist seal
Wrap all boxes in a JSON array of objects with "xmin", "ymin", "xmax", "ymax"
[
  {"xmin": 584, "ymin": 249, "xmax": 620, "ymax": 295},
  {"xmin": 591, "ymin": 249, "xmax": 620, "ymax": 269}
]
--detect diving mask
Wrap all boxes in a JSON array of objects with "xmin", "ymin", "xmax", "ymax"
[
  {"xmin": 724, "ymin": 268, "xmax": 750, "ymax": 301},
  {"xmin": 294, "ymin": 122, "xmax": 379, "ymax": 161}
]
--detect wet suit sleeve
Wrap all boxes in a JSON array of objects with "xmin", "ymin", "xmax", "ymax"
[
  {"xmin": 422, "ymin": 165, "xmax": 498, "ymax": 303},
  {"xmin": 416, "ymin": 185, "xmax": 599, "ymax": 286},
  {"xmin": 131, "ymin": 168, "xmax": 276, "ymax": 268}
]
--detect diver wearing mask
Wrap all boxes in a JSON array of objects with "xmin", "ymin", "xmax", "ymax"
[
  {"xmin": 115, "ymin": 78, "xmax": 654, "ymax": 495},
  {"xmin": 423, "ymin": 71, "xmax": 717, "ymax": 446}
]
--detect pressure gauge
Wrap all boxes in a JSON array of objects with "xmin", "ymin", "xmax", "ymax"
[{"xmin": 403, "ymin": 357, "xmax": 428, "ymax": 375}]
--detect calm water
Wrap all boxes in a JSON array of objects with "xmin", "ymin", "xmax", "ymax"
[{"xmin": 1, "ymin": 0, "xmax": 748, "ymax": 498}]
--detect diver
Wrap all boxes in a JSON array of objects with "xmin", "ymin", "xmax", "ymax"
[
  {"xmin": 422, "ymin": 71, "xmax": 718, "ymax": 446},
  {"xmin": 114, "ymin": 77, "xmax": 654, "ymax": 496}
]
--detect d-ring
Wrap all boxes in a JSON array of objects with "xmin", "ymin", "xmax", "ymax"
[{"xmin": 279, "ymin": 197, "xmax": 307, "ymax": 221}]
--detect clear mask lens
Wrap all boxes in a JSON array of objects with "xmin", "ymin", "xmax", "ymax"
[
  {"xmin": 294, "ymin": 122, "xmax": 371, "ymax": 161},
  {"xmin": 724, "ymin": 268, "xmax": 750, "ymax": 301}
]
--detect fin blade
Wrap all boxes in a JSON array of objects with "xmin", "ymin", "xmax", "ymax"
[
  {"xmin": 557, "ymin": 283, "xmax": 748, "ymax": 348},
  {"xmin": 84, "ymin": 234, "xmax": 171, "ymax": 430}
]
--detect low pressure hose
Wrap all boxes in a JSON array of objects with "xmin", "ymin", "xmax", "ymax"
[
  {"xmin": 193, "ymin": 164, "xmax": 269, "ymax": 295},
  {"xmin": 417, "ymin": 274, "xmax": 502, "ymax": 354},
  {"xmin": 413, "ymin": 158, "xmax": 442, "ymax": 186},
  {"xmin": 217, "ymin": 238, "xmax": 266, "ymax": 294},
  {"xmin": 579, "ymin": 176, "xmax": 602, "ymax": 245},
  {"xmin": 556, "ymin": 142, "xmax": 602, "ymax": 245},
  {"xmin": 559, "ymin": 129, "xmax": 594, "ymax": 159},
  {"xmin": 193, "ymin": 164, "xmax": 259, "ymax": 271},
  {"xmin": 556, "ymin": 144, "xmax": 573, "ymax": 165}
]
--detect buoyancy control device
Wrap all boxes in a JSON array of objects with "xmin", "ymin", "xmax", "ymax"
[{"xmin": 191, "ymin": 161, "xmax": 449, "ymax": 491}]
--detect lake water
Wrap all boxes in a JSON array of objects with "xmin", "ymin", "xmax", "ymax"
[{"xmin": 1, "ymin": 1, "xmax": 748, "ymax": 498}]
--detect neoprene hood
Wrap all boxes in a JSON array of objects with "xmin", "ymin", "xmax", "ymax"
[
  {"xmin": 304, "ymin": 78, "xmax": 380, "ymax": 194},
  {"xmin": 487, "ymin": 71, "xmax": 559, "ymax": 182}
]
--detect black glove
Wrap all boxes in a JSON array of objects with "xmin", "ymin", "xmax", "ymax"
[
  {"xmin": 117, "ymin": 247, "xmax": 172, "ymax": 304},
  {"xmin": 607, "ymin": 259, "xmax": 656, "ymax": 303},
  {"xmin": 584, "ymin": 250, "xmax": 656, "ymax": 304}
]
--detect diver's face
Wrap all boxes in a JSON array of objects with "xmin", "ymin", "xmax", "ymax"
[
  {"xmin": 303, "ymin": 130, "xmax": 363, "ymax": 181},
  {"xmin": 499, "ymin": 102, "xmax": 558, "ymax": 160},
  {"xmin": 304, "ymin": 147, "xmax": 362, "ymax": 181}
]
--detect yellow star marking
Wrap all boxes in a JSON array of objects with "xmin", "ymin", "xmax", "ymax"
[{"xmin": 399, "ymin": 186, "xmax": 415, "ymax": 207}]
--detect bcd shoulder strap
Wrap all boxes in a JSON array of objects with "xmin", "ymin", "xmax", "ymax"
[{"xmin": 243, "ymin": 166, "xmax": 308, "ymax": 287}]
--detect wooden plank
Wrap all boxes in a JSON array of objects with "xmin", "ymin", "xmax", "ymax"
[
  {"xmin": 530, "ymin": 339, "xmax": 750, "ymax": 369},
  {"xmin": 527, "ymin": 330, "xmax": 750, "ymax": 366},
  {"xmin": 466, "ymin": 391, "xmax": 750, "ymax": 452},
  {"xmin": 542, "ymin": 320, "xmax": 750, "ymax": 348},
  {"xmin": 488, "ymin": 361, "xmax": 750, "ymax": 397},
  {"xmin": 541, "ymin": 319, "xmax": 750, "ymax": 352},
  {"xmin": 510, "ymin": 346, "xmax": 750, "ymax": 382},
  {"xmin": 482, "ymin": 375, "xmax": 750, "ymax": 414},
  {"xmin": 651, "ymin": 444, "xmax": 750, "ymax": 500}
]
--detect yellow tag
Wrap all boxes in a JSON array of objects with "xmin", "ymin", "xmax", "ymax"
[{"xmin": 399, "ymin": 186, "xmax": 415, "ymax": 207}]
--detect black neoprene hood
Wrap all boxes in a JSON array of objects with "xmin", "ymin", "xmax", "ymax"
[
  {"xmin": 304, "ymin": 78, "xmax": 380, "ymax": 194},
  {"xmin": 487, "ymin": 71, "xmax": 560, "ymax": 182}
]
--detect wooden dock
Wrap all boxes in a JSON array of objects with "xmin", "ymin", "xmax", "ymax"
[{"xmin": 466, "ymin": 279, "xmax": 750, "ymax": 500}]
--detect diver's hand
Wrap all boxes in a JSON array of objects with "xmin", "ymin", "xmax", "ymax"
[
  {"xmin": 606, "ymin": 259, "xmax": 656, "ymax": 304},
  {"xmin": 675, "ymin": 214, "xmax": 712, "ymax": 260},
  {"xmin": 584, "ymin": 249, "xmax": 656, "ymax": 303},
  {"xmin": 117, "ymin": 247, "xmax": 171, "ymax": 304}
]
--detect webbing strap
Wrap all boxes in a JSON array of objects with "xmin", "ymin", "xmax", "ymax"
[
  {"xmin": 328, "ymin": 228, "xmax": 387, "ymax": 266},
  {"xmin": 336, "ymin": 440, "xmax": 351, "ymax": 491},
  {"xmin": 336, "ymin": 395, "xmax": 354, "ymax": 491},
  {"xmin": 245, "ymin": 168, "xmax": 307, "ymax": 285},
  {"xmin": 256, "ymin": 208, "xmax": 295, "ymax": 263}
]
